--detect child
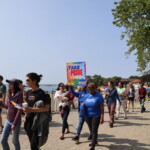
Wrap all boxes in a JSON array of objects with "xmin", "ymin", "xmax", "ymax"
[{"xmin": 59, "ymin": 92, "xmax": 70, "ymax": 114}]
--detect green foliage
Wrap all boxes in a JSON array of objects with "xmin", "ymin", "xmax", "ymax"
[
  {"xmin": 86, "ymin": 75, "xmax": 122, "ymax": 85},
  {"xmin": 86, "ymin": 74, "xmax": 149, "ymax": 85},
  {"xmin": 111, "ymin": 76, "xmax": 122, "ymax": 84},
  {"xmin": 92, "ymin": 75, "xmax": 104, "ymax": 85},
  {"xmin": 86, "ymin": 75, "xmax": 93, "ymax": 82},
  {"xmin": 129, "ymin": 75, "xmax": 141, "ymax": 79},
  {"xmin": 112, "ymin": 0, "xmax": 150, "ymax": 72},
  {"xmin": 142, "ymin": 70, "xmax": 150, "ymax": 83}
]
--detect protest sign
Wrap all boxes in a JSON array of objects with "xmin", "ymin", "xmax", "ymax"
[{"xmin": 66, "ymin": 62, "xmax": 86, "ymax": 86}]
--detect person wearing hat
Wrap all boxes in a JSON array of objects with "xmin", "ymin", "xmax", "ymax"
[
  {"xmin": 0, "ymin": 75, "xmax": 6, "ymax": 133},
  {"xmin": 82, "ymin": 83, "xmax": 104, "ymax": 150},
  {"xmin": 0, "ymin": 79, "xmax": 23, "ymax": 150}
]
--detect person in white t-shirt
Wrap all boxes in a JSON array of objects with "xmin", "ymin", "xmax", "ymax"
[{"xmin": 54, "ymin": 83, "xmax": 71, "ymax": 140}]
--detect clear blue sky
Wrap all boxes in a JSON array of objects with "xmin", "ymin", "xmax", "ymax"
[{"xmin": 0, "ymin": 0, "xmax": 140, "ymax": 84}]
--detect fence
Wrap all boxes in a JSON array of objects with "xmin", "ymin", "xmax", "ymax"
[{"xmin": 50, "ymin": 93, "xmax": 78, "ymax": 112}]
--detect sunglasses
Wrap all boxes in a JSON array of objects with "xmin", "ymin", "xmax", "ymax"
[
  {"xmin": 9, "ymin": 82, "xmax": 14, "ymax": 85},
  {"xmin": 88, "ymin": 86, "xmax": 95, "ymax": 89},
  {"xmin": 26, "ymin": 79, "xmax": 31, "ymax": 82},
  {"xmin": 60, "ymin": 85, "xmax": 65, "ymax": 87}
]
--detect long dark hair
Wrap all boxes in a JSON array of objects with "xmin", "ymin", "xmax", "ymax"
[
  {"xmin": 56, "ymin": 83, "xmax": 65, "ymax": 91},
  {"xmin": 9, "ymin": 82, "xmax": 20, "ymax": 95},
  {"xmin": 65, "ymin": 85, "xmax": 70, "ymax": 91},
  {"xmin": 26, "ymin": 72, "xmax": 42, "ymax": 87}
]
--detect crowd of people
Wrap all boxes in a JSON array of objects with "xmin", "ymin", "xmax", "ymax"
[{"xmin": 0, "ymin": 73, "xmax": 149, "ymax": 150}]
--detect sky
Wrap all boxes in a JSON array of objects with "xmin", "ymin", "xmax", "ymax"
[{"xmin": 0, "ymin": 0, "xmax": 140, "ymax": 84}]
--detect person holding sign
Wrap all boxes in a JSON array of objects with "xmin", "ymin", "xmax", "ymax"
[
  {"xmin": 0, "ymin": 79, "xmax": 23, "ymax": 150},
  {"xmin": 82, "ymin": 83, "xmax": 104, "ymax": 150},
  {"xmin": 70, "ymin": 85, "xmax": 90, "ymax": 143}
]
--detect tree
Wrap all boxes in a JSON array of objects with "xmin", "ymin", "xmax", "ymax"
[
  {"xmin": 92, "ymin": 75, "xmax": 104, "ymax": 85},
  {"xmin": 112, "ymin": 0, "xmax": 150, "ymax": 72},
  {"xmin": 86, "ymin": 75, "xmax": 105, "ymax": 85},
  {"xmin": 141, "ymin": 74, "xmax": 150, "ymax": 83},
  {"xmin": 111, "ymin": 76, "xmax": 122, "ymax": 85},
  {"xmin": 103, "ymin": 78, "xmax": 112, "ymax": 85},
  {"xmin": 86, "ymin": 75, "xmax": 93, "ymax": 82},
  {"xmin": 129, "ymin": 75, "xmax": 141, "ymax": 79}
]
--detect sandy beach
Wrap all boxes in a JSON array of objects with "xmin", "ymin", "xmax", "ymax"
[{"xmin": 0, "ymin": 100, "xmax": 150, "ymax": 150}]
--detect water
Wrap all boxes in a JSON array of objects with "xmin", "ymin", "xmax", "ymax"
[
  {"xmin": 5, "ymin": 84, "xmax": 58, "ymax": 93},
  {"xmin": 38, "ymin": 84, "xmax": 58, "ymax": 92}
]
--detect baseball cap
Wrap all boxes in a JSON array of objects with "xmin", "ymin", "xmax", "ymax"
[
  {"xmin": 6, "ymin": 79, "xmax": 19, "ymax": 85},
  {"xmin": 0, "ymin": 75, "xmax": 3, "ymax": 80}
]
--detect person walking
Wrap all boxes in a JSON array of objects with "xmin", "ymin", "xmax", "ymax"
[
  {"xmin": 116, "ymin": 82, "xmax": 127, "ymax": 119},
  {"xmin": 71, "ymin": 85, "xmax": 90, "ymax": 142},
  {"xmin": 0, "ymin": 79, "xmax": 23, "ymax": 150},
  {"xmin": 0, "ymin": 75, "xmax": 6, "ymax": 133},
  {"xmin": 127, "ymin": 83, "xmax": 135, "ymax": 112},
  {"xmin": 24, "ymin": 73, "xmax": 50, "ymax": 150},
  {"xmin": 145, "ymin": 84, "xmax": 150, "ymax": 98},
  {"xmin": 82, "ymin": 83, "xmax": 104, "ymax": 150},
  {"xmin": 54, "ymin": 83, "xmax": 71, "ymax": 140},
  {"xmin": 105, "ymin": 81, "xmax": 121, "ymax": 128},
  {"xmin": 139, "ymin": 83, "xmax": 147, "ymax": 113}
]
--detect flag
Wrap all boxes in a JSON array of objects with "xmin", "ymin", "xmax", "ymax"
[{"xmin": 11, "ymin": 100, "xmax": 22, "ymax": 109}]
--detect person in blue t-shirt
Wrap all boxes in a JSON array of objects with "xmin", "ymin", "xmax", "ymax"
[
  {"xmin": 82, "ymin": 83, "xmax": 104, "ymax": 150},
  {"xmin": 105, "ymin": 81, "xmax": 121, "ymax": 128},
  {"xmin": 70, "ymin": 85, "xmax": 90, "ymax": 142},
  {"xmin": 145, "ymin": 84, "xmax": 150, "ymax": 98}
]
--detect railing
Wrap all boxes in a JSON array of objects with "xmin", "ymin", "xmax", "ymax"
[{"xmin": 49, "ymin": 92, "xmax": 79, "ymax": 112}]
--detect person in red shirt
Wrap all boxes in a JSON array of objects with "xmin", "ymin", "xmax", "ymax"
[{"xmin": 139, "ymin": 83, "xmax": 147, "ymax": 113}]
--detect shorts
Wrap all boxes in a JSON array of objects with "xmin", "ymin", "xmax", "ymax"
[{"xmin": 128, "ymin": 97, "xmax": 134, "ymax": 101}]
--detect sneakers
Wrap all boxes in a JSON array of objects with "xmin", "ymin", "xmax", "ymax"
[
  {"xmin": 72, "ymin": 135, "xmax": 79, "ymax": 141},
  {"xmin": 88, "ymin": 135, "xmax": 92, "ymax": 140},
  {"xmin": 89, "ymin": 142, "xmax": 97, "ymax": 147},
  {"xmin": 115, "ymin": 117, "xmax": 118, "ymax": 120},
  {"xmin": 109, "ymin": 123, "xmax": 113, "ymax": 128}
]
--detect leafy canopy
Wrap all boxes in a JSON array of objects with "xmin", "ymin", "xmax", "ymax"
[{"xmin": 112, "ymin": 0, "xmax": 150, "ymax": 72}]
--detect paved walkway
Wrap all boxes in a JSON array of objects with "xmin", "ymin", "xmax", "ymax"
[{"xmin": 0, "ymin": 101, "xmax": 150, "ymax": 150}]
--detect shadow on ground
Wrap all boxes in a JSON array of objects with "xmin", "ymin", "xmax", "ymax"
[
  {"xmin": 76, "ymin": 133, "xmax": 150, "ymax": 150},
  {"xmin": 99, "ymin": 137, "xmax": 150, "ymax": 150}
]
